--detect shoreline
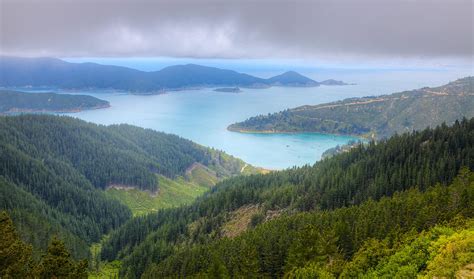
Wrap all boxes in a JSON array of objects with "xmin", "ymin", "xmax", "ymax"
[
  {"xmin": 3, "ymin": 103, "xmax": 111, "ymax": 114},
  {"xmin": 0, "ymin": 82, "xmax": 356, "ymax": 96},
  {"xmin": 227, "ymin": 126, "xmax": 373, "ymax": 140}
]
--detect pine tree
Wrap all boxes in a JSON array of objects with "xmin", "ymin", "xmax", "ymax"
[
  {"xmin": 0, "ymin": 211, "xmax": 33, "ymax": 278},
  {"xmin": 34, "ymin": 236, "xmax": 88, "ymax": 279}
]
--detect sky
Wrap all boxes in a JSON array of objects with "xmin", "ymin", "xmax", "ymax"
[{"xmin": 1, "ymin": 0, "xmax": 473, "ymax": 69}]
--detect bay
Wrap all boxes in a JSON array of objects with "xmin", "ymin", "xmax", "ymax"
[
  {"xmin": 0, "ymin": 63, "xmax": 441, "ymax": 169},
  {"xmin": 62, "ymin": 68, "xmax": 468, "ymax": 169}
]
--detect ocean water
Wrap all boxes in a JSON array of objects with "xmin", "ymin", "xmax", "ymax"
[{"xmin": 59, "ymin": 68, "xmax": 470, "ymax": 169}]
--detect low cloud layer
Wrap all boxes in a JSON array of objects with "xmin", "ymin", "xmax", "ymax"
[{"xmin": 1, "ymin": 0, "xmax": 473, "ymax": 60}]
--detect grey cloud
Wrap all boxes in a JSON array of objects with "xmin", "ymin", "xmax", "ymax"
[{"xmin": 0, "ymin": 0, "xmax": 473, "ymax": 59}]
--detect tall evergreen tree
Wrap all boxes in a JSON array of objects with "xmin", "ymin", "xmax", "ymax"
[
  {"xmin": 34, "ymin": 237, "xmax": 88, "ymax": 279},
  {"xmin": 0, "ymin": 211, "xmax": 33, "ymax": 278}
]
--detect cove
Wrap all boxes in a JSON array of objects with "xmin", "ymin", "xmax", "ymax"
[{"xmin": 65, "ymin": 86, "xmax": 365, "ymax": 169}]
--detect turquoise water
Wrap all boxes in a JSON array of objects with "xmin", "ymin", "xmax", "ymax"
[
  {"xmin": 1, "ymin": 60, "xmax": 453, "ymax": 169},
  {"xmin": 66, "ymin": 87, "xmax": 359, "ymax": 169},
  {"xmin": 60, "ymin": 69, "xmax": 470, "ymax": 169}
]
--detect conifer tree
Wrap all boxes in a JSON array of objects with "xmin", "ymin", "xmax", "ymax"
[
  {"xmin": 0, "ymin": 211, "xmax": 33, "ymax": 278},
  {"xmin": 34, "ymin": 236, "xmax": 88, "ymax": 279}
]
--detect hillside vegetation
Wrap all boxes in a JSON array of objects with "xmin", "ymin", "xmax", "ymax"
[
  {"xmin": 0, "ymin": 115, "xmax": 254, "ymax": 260},
  {"xmin": 100, "ymin": 118, "xmax": 473, "ymax": 278},
  {"xmin": 0, "ymin": 90, "xmax": 109, "ymax": 114},
  {"xmin": 229, "ymin": 77, "xmax": 474, "ymax": 139},
  {"xmin": 146, "ymin": 170, "xmax": 473, "ymax": 278}
]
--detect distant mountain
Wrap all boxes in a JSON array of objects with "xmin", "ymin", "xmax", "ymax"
[
  {"xmin": 0, "ymin": 56, "xmax": 347, "ymax": 93},
  {"xmin": 228, "ymin": 77, "xmax": 474, "ymax": 139},
  {"xmin": 150, "ymin": 64, "xmax": 267, "ymax": 89},
  {"xmin": 267, "ymin": 71, "xmax": 319, "ymax": 87},
  {"xmin": 0, "ymin": 90, "xmax": 109, "ymax": 113}
]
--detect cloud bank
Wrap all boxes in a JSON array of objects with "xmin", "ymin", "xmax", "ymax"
[{"xmin": 1, "ymin": 0, "xmax": 473, "ymax": 60}]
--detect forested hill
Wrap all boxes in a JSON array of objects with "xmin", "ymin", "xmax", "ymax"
[
  {"xmin": 0, "ymin": 56, "xmax": 347, "ymax": 93},
  {"xmin": 0, "ymin": 90, "xmax": 110, "ymax": 113},
  {"xmin": 0, "ymin": 114, "xmax": 250, "ymax": 259},
  {"xmin": 100, "ymin": 118, "xmax": 474, "ymax": 278},
  {"xmin": 229, "ymin": 76, "xmax": 474, "ymax": 139}
]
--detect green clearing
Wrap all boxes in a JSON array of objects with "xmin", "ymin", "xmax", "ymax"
[
  {"xmin": 106, "ymin": 175, "xmax": 209, "ymax": 216},
  {"xmin": 95, "ymin": 161, "xmax": 266, "ymax": 276},
  {"xmin": 105, "ymin": 161, "xmax": 267, "ymax": 216}
]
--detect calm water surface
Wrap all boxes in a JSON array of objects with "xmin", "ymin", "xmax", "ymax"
[
  {"xmin": 59, "ymin": 70, "xmax": 468, "ymax": 169},
  {"xmin": 69, "ymin": 88, "xmax": 360, "ymax": 170}
]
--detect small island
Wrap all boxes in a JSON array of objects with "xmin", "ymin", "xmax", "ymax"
[
  {"xmin": 0, "ymin": 90, "xmax": 110, "ymax": 114},
  {"xmin": 319, "ymin": 79, "xmax": 352, "ymax": 86},
  {"xmin": 213, "ymin": 87, "xmax": 242, "ymax": 93}
]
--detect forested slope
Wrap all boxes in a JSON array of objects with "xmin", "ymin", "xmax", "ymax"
[
  {"xmin": 100, "ymin": 118, "xmax": 474, "ymax": 277},
  {"xmin": 0, "ymin": 115, "xmax": 250, "ymax": 259},
  {"xmin": 229, "ymin": 77, "xmax": 474, "ymax": 139},
  {"xmin": 0, "ymin": 90, "xmax": 109, "ymax": 113},
  {"xmin": 146, "ymin": 169, "xmax": 473, "ymax": 278}
]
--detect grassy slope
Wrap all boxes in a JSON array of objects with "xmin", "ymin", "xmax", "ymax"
[
  {"xmin": 92, "ymin": 172, "xmax": 212, "ymax": 278},
  {"xmin": 106, "ymin": 162, "xmax": 266, "ymax": 216},
  {"xmin": 106, "ymin": 175, "xmax": 209, "ymax": 216},
  {"xmin": 90, "ymin": 162, "xmax": 265, "ymax": 277}
]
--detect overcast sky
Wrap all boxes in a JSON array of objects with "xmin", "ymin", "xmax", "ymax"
[{"xmin": 1, "ymin": 0, "xmax": 473, "ymax": 65}]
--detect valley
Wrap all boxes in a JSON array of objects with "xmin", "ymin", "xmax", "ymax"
[{"xmin": 1, "ymin": 82, "xmax": 472, "ymax": 278}]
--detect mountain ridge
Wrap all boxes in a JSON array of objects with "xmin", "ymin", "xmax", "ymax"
[{"xmin": 0, "ymin": 56, "xmax": 348, "ymax": 93}]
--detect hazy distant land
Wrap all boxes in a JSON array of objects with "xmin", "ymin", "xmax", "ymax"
[
  {"xmin": 0, "ymin": 90, "xmax": 110, "ymax": 114},
  {"xmin": 0, "ymin": 56, "xmax": 349, "ymax": 94}
]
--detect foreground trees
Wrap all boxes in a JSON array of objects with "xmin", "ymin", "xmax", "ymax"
[
  {"xmin": 0, "ymin": 211, "xmax": 88, "ymax": 278},
  {"xmin": 145, "ymin": 169, "xmax": 473, "ymax": 278}
]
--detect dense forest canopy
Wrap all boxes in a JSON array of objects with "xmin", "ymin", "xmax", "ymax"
[
  {"xmin": 0, "ymin": 114, "xmax": 248, "ymax": 260},
  {"xmin": 145, "ymin": 169, "xmax": 474, "ymax": 278},
  {"xmin": 100, "ymin": 118, "xmax": 473, "ymax": 278},
  {"xmin": 229, "ymin": 77, "xmax": 474, "ymax": 139},
  {"xmin": 0, "ymin": 90, "xmax": 110, "ymax": 113},
  {"xmin": 0, "ymin": 114, "xmax": 471, "ymax": 278}
]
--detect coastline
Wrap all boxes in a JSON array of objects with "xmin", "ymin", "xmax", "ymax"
[
  {"xmin": 3, "ymin": 103, "xmax": 111, "ymax": 114},
  {"xmin": 227, "ymin": 125, "xmax": 373, "ymax": 140}
]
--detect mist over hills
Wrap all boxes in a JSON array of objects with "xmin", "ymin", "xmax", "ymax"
[{"xmin": 0, "ymin": 56, "xmax": 347, "ymax": 93}]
